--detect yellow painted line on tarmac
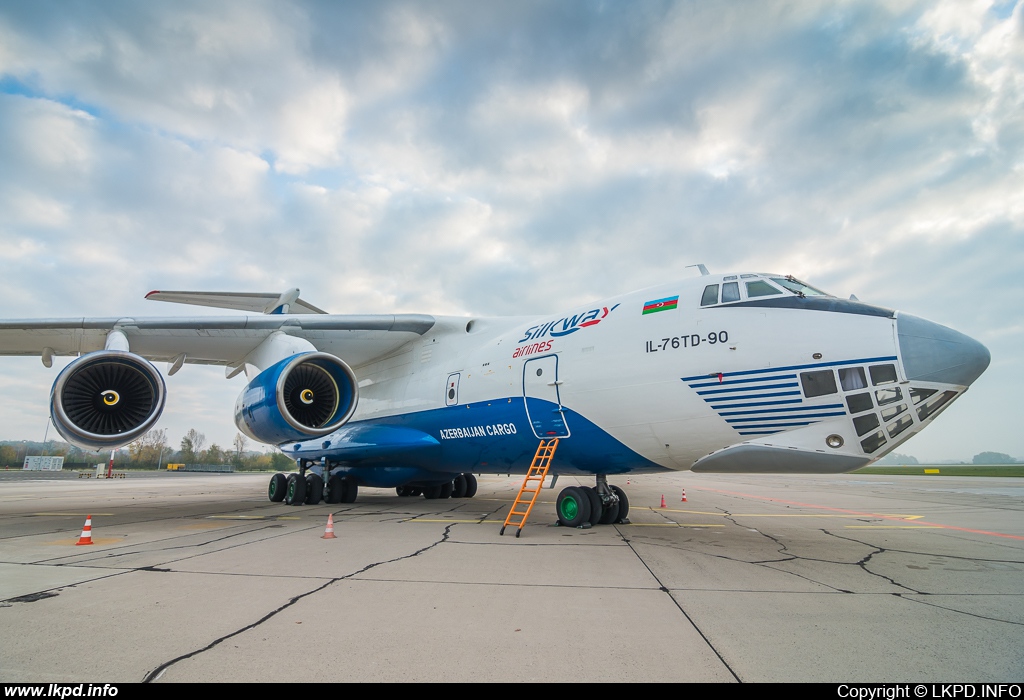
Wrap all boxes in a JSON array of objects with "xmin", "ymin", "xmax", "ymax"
[
  {"xmin": 626, "ymin": 523, "xmax": 725, "ymax": 528},
  {"xmin": 844, "ymin": 526, "xmax": 943, "ymax": 529},
  {"xmin": 406, "ymin": 518, "xmax": 504, "ymax": 523},
  {"xmin": 203, "ymin": 513, "xmax": 303, "ymax": 519},
  {"xmin": 638, "ymin": 507, "xmax": 925, "ymax": 520},
  {"xmin": 32, "ymin": 513, "xmax": 116, "ymax": 517}
]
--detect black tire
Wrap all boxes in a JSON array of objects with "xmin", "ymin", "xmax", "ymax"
[
  {"xmin": 268, "ymin": 473, "xmax": 287, "ymax": 502},
  {"xmin": 340, "ymin": 477, "xmax": 358, "ymax": 503},
  {"xmin": 451, "ymin": 475, "xmax": 468, "ymax": 498},
  {"xmin": 463, "ymin": 474, "xmax": 478, "ymax": 498},
  {"xmin": 326, "ymin": 474, "xmax": 343, "ymax": 504},
  {"xmin": 423, "ymin": 484, "xmax": 443, "ymax": 499},
  {"xmin": 305, "ymin": 474, "xmax": 324, "ymax": 505},
  {"xmin": 285, "ymin": 473, "xmax": 306, "ymax": 506},
  {"xmin": 556, "ymin": 486, "xmax": 591, "ymax": 528},
  {"xmin": 439, "ymin": 481, "xmax": 454, "ymax": 499},
  {"xmin": 599, "ymin": 497, "xmax": 620, "ymax": 525},
  {"xmin": 610, "ymin": 484, "xmax": 629, "ymax": 522},
  {"xmin": 396, "ymin": 486, "xmax": 407, "ymax": 497},
  {"xmin": 580, "ymin": 486, "xmax": 602, "ymax": 526}
]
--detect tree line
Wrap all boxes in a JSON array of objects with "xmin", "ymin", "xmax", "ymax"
[{"xmin": 0, "ymin": 428, "xmax": 295, "ymax": 471}]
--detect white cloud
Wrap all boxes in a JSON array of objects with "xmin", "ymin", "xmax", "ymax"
[{"xmin": 0, "ymin": 0, "xmax": 1020, "ymax": 460}]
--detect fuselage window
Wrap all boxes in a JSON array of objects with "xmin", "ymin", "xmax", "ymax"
[
  {"xmin": 722, "ymin": 282, "xmax": 740, "ymax": 303},
  {"xmin": 839, "ymin": 367, "xmax": 868, "ymax": 391},
  {"xmin": 854, "ymin": 413, "xmax": 880, "ymax": 437},
  {"xmin": 745, "ymin": 280, "xmax": 783, "ymax": 298},
  {"xmin": 846, "ymin": 392, "xmax": 873, "ymax": 413},
  {"xmin": 870, "ymin": 364, "xmax": 898, "ymax": 385},
  {"xmin": 701, "ymin": 285, "xmax": 719, "ymax": 306},
  {"xmin": 800, "ymin": 370, "xmax": 838, "ymax": 398},
  {"xmin": 917, "ymin": 390, "xmax": 957, "ymax": 421},
  {"xmin": 881, "ymin": 404, "xmax": 907, "ymax": 422},
  {"xmin": 888, "ymin": 414, "xmax": 914, "ymax": 438},
  {"xmin": 910, "ymin": 388, "xmax": 937, "ymax": 405},
  {"xmin": 861, "ymin": 430, "xmax": 887, "ymax": 454},
  {"xmin": 875, "ymin": 386, "xmax": 902, "ymax": 406},
  {"xmin": 770, "ymin": 277, "xmax": 831, "ymax": 297}
]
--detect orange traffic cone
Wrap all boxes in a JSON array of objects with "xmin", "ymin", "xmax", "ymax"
[
  {"xmin": 321, "ymin": 514, "xmax": 337, "ymax": 539},
  {"xmin": 681, "ymin": 489, "xmax": 687, "ymax": 502},
  {"xmin": 626, "ymin": 478, "xmax": 630, "ymax": 485},
  {"xmin": 660, "ymin": 494, "xmax": 666, "ymax": 508},
  {"xmin": 76, "ymin": 515, "xmax": 94, "ymax": 546}
]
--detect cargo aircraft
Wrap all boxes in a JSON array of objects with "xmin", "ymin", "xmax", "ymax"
[{"xmin": 0, "ymin": 269, "xmax": 990, "ymax": 528}]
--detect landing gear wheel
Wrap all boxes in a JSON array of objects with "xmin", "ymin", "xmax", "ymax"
[
  {"xmin": 579, "ymin": 486, "xmax": 602, "ymax": 526},
  {"xmin": 304, "ymin": 474, "xmax": 324, "ymax": 505},
  {"xmin": 326, "ymin": 474, "xmax": 343, "ymax": 504},
  {"xmin": 610, "ymin": 484, "xmax": 629, "ymax": 522},
  {"xmin": 409, "ymin": 487, "xmax": 423, "ymax": 497},
  {"xmin": 285, "ymin": 473, "xmax": 306, "ymax": 506},
  {"xmin": 556, "ymin": 486, "xmax": 591, "ymax": 528},
  {"xmin": 440, "ymin": 481, "xmax": 454, "ymax": 499},
  {"xmin": 451, "ymin": 475, "xmax": 468, "ymax": 498},
  {"xmin": 463, "ymin": 473, "xmax": 478, "ymax": 498},
  {"xmin": 268, "ymin": 473, "xmax": 287, "ymax": 502},
  {"xmin": 599, "ymin": 498, "xmax": 620, "ymax": 525},
  {"xmin": 340, "ymin": 477, "xmax": 358, "ymax": 503},
  {"xmin": 423, "ymin": 485, "xmax": 443, "ymax": 499}
]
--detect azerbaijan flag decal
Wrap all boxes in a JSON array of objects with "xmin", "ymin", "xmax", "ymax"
[{"xmin": 642, "ymin": 295, "xmax": 679, "ymax": 315}]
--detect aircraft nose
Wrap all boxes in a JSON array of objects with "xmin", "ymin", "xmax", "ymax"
[{"xmin": 897, "ymin": 313, "xmax": 990, "ymax": 387}]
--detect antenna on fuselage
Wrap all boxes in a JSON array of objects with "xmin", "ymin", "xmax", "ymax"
[{"xmin": 686, "ymin": 264, "xmax": 710, "ymax": 276}]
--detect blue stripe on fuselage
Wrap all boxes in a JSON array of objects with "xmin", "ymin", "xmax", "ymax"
[{"xmin": 283, "ymin": 398, "xmax": 668, "ymax": 486}]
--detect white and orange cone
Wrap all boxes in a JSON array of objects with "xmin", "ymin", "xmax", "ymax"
[
  {"xmin": 681, "ymin": 489, "xmax": 687, "ymax": 502},
  {"xmin": 321, "ymin": 514, "xmax": 337, "ymax": 539},
  {"xmin": 76, "ymin": 515, "xmax": 94, "ymax": 546}
]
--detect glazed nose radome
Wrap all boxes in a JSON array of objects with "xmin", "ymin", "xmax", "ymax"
[{"xmin": 896, "ymin": 313, "xmax": 990, "ymax": 387}]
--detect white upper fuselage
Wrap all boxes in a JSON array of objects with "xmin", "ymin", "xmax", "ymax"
[{"xmin": 333, "ymin": 271, "xmax": 984, "ymax": 474}]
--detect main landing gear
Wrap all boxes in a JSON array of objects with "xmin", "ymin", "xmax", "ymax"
[
  {"xmin": 556, "ymin": 474, "xmax": 629, "ymax": 528},
  {"xmin": 396, "ymin": 473, "xmax": 478, "ymax": 500},
  {"xmin": 267, "ymin": 464, "xmax": 479, "ymax": 505},
  {"xmin": 267, "ymin": 460, "xmax": 357, "ymax": 506}
]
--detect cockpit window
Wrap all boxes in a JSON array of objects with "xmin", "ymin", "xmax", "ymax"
[
  {"xmin": 721, "ymin": 282, "xmax": 740, "ymax": 303},
  {"xmin": 701, "ymin": 284, "xmax": 719, "ymax": 306},
  {"xmin": 770, "ymin": 277, "xmax": 831, "ymax": 297},
  {"xmin": 745, "ymin": 280, "xmax": 783, "ymax": 298}
]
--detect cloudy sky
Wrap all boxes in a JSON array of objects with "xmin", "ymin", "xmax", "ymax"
[{"xmin": 0, "ymin": 0, "xmax": 1021, "ymax": 461}]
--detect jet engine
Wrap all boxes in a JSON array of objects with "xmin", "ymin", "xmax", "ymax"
[
  {"xmin": 50, "ymin": 350, "xmax": 167, "ymax": 450},
  {"xmin": 234, "ymin": 352, "xmax": 358, "ymax": 445}
]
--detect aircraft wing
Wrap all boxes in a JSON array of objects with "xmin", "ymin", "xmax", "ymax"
[{"xmin": 0, "ymin": 314, "xmax": 435, "ymax": 369}]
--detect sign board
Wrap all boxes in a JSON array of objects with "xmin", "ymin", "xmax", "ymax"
[{"xmin": 23, "ymin": 456, "xmax": 65, "ymax": 471}]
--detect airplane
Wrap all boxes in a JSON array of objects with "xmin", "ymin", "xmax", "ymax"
[{"xmin": 0, "ymin": 268, "xmax": 990, "ymax": 530}]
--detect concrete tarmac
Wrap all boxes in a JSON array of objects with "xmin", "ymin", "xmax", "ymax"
[{"xmin": 0, "ymin": 470, "xmax": 1022, "ymax": 683}]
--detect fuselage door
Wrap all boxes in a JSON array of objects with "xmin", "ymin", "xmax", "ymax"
[
  {"xmin": 445, "ymin": 373, "xmax": 460, "ymax": 406},
  {"xmin": 523, "ymin": 355, "xmax": 570, "ymax": 439}
]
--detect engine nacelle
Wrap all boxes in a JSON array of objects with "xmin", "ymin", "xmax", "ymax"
[
  {"xmin": 50, "ymin": 350, "xmax": 167, "ymax": 450},
  {"xmin": 234, "ymin": 352, "xmax": 358, "ymax": 445}
]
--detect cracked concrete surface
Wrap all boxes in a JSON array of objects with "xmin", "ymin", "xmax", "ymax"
[{"xmin": 0, "ymin": 470, "xmax": 1021, "ymax": 682}]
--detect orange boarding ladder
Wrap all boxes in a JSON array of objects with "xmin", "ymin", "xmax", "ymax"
[{"xmin": 500, "ymin": 438, "xmax": 559, "ymax": 538}]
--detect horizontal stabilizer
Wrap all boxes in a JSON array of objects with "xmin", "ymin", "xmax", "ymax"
[{"xmin": 145, "ymin": 289, "xmax": 327, "ymax": 314}]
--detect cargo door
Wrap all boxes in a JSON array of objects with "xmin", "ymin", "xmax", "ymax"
[{"xmin": 523, "ymin": 355, "xmax": 570, "ymax": 438}]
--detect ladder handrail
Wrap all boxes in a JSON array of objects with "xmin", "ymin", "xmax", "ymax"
[{"xmin": 500, "ymin": 438, "xmax": 559, "ymax": 538}]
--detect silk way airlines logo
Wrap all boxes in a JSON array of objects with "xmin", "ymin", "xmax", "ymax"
[{"xmin": 518, "ymin": 304, "xmax": 620, "ymax": 342}]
